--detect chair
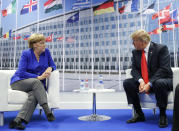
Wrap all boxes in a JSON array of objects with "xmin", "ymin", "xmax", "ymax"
[
  {"xmin": 0, "ymin": 70, "xmax": 60, "ymax": 126},
  {"xmin": 125, "ymin": 68, "xmax": 179, "ymax": 116}
]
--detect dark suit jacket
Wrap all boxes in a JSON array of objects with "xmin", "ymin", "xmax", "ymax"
[{"xmin": 131, "ymin": 42, "xmax": 173, "ymax": 84}]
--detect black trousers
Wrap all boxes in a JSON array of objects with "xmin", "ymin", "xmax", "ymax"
[
  {"xmin": 172, "ymin": 84, "xmax": 179, "ymax": 131},
  {"xmin": 123, "ymin": 78, "xmax": 173, "ymax": 111}
]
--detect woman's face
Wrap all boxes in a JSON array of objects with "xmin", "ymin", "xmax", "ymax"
[{"xmin": 33, "ymin": 40, "xmax": 46, "ymax": 53}]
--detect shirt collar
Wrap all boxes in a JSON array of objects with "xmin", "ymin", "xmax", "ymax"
[{"xmin": 144, "ymin": 41, "xmax": 150, "ymax": 53}]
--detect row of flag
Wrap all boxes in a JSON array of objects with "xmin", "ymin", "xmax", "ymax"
[
  {"xmin": 2, "ymin": 0, "xmax": 62, "ymax": 17},
  {"xmin": 2, "ymin": 32, "xmax": 76, "ymax": 43},
  {"xmin": 149, "ymin": 4, "xmax": 179, "ymax": 35}
]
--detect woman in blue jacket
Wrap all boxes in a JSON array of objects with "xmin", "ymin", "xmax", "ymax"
[{"xmin": 9, "ymin": 33, "xmax": 56, "ymax": 130}]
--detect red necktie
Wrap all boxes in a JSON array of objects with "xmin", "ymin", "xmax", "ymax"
[{"xmin": 141, "ymin": 50, "xmax": 149, "ymax": 84}]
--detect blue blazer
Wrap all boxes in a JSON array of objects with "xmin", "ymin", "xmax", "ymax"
[{"xmin": 10, "ymin": 48, "xmax": 56, "ymax": 87}]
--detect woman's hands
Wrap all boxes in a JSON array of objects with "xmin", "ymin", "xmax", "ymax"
[{"xmin": 37, "ymin": 67, "xmax": 52, "ymax": 80}]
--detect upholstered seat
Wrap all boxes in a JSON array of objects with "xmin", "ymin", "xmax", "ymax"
[
  {"xmin": 125, "ymin": 68, "xmax": 179, "ymax": 115},
  {"xmin": 0, "ymin": 70, "xmax": 60, "ymax": 126}
]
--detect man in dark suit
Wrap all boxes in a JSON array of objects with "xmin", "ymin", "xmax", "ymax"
[
  {"xmin": 172, "ymin": 84, "xmax": 179, "ymax": 131},
  {"xmin": 123, "ymin": 29, "xmax": 173, "ymax": 128}
]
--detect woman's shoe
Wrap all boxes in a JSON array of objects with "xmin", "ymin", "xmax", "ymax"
[
  {"xmin": 47, "ymin": 113, "xmax": 55, "ymax": 122},
  {"xmin": 9, "ymin": 120, "xmax": 25, "ymax": 130}
]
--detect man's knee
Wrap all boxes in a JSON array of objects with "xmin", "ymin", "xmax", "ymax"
[
  {"xmin": 153, "ymin": 79, "xmax": 164, "ymax": 88},
  {"xmin": 123, "ymin": 78, "xmax": 135, "ymax": 91}
]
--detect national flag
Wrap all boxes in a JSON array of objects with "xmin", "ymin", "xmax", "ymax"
[
  {"xmin": 20, "ymin": 0, "xmax": 37, "ymax": 15},
  {"xmin": 3, "ymin": 30, "xmax": 12, "ymax": 38},
  {"xmin": 46, "ymin": 34, "xmax": 53, "ymax": 42},
  {"xmin": 162, "ymin": 24, "xmax": 179, "ymax": 30},
  {"xmin": 72, "ymin": 0, "xmax": 90, "ymax": 10},
  {"xmin": 2, "ymin": 0, "xmax": 16, "ymax": 17},
  {"xmin": 67, "ymin": 12, "xmax": 79, "ymax": 23},
  {"xmin": 118, "ymin": 5, "xmax": 125, "ymax": 14},
  {"xmin": 148, "ymin": 26, "xmax": 166, "ymax": 35},
  {"xmin": 66, "ymin": 36, "xmax": 75, "ymax": 43},
  {"xmin": 138, "ymin": 0, "xmax": 156, "ymax": 15},
  {"xmin": 163, "ymin": 9, "xmax": 179, "ymax": 25},
  {"xmin": 23, "ymin": 35, "xmax": 30, "ymax": 40},
  {"xmin": 56, "ymin": 36, "xmax": 64, "ymax": 41},
  {"xmin": 13, "ymin": 35, "xmax": 21, "ymax": 40},
  {"xmin": 93, "ymin": 0, "xmax": 115, "ymax": 16},
  {"xmin": 44, "ymin": 0, "xmax": 62, "ymax": 13},
  {"xmin": 152, "ymin": 4, "xmax": 171, "ymax": 20},
  {"xmin": 119, "ymin": 0, "xmax": 139, "ymax": 14},
  {"xmin": 162, "ymin": 9, "xmax": 179, "ymax": 30}
]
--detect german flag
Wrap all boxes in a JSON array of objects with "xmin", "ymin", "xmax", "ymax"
[{"xmin": 93, "ymin": 0, "xmax": 114, "ymax": 16}]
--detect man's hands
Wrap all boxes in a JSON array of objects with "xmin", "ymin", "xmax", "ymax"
[
  {"xmin": 37, "ymin": 67, "xmax": 52, "ymax": 80},
  {"xmin": 139, "ymin": 81, "xmax": 150, "ymax": 94}
]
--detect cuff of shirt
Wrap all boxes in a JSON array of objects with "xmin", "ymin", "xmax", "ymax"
[
  {"xmin": 148, "ymin": 82, "xmax": 152, "ymax": 87},
  {"xmin": 138, "ymin": 78, "xmax": 144, "ymax": 83}
]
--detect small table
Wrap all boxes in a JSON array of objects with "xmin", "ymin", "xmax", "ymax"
[{"xmin": 73, "ymin": 88, "xmax": 115, "ymax": 121}]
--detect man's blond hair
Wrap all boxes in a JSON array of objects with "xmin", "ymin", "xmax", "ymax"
[{"xmin": 131, "ymin": 29, "xmax": 151, "ymax": 43}]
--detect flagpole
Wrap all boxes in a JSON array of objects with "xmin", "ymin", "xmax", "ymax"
[
  {"xmin": 78, "ymin": 10, "xmax": 81, "ymax": 80},
  {"xmin": 62, "ymin": 0, "xmax": 65, "ymax": 91},
  {"xmin": 116, "ymin": 0, "xmax": 122, "ymax": 91},
  {"xmin": 37, "ymin": 0, "xmax": 39, "ymax": 33},
  {"xmin": 13, "ymin": 0, "xmax": 18, "ymax": 70},
  {"xmin": 157, "ymin": 0, "xmax": 162, "ymax": 44},
  {"xmin": 140, "ymin": 0, "xmax": 143, "ymax": 29},
  {"xmin": 0, "ymin": 0, "xmax": 2, "ymax": 69},
  {"xmin": 170, "ymin": 2, "xmax": 177, "ymax": 67},
  {"xmin": 91, "ymin": 0, "xmax": 94, "ymax": 89}
]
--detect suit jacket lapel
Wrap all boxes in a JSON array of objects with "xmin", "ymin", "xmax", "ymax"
[{"xmin": 148, "ymin": 42, "xmax": 154, "ymax": 69}]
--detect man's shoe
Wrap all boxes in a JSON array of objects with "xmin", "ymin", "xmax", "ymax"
[
  {"xmin": 126, "ymin": 113, "xmax": 145, "ymax": 123},
  {"xmin": 47, "ymin": 113, "xmax": 55, "ymax": 122},
  {"xmin": 159, "ymin": 115, "xmax": 168, "ymax": 128},
  {"xmin": 9, "ymin": 120, "xmax": 25, "ymax": 130}
]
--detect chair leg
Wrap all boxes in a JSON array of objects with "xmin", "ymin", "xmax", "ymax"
[
  {"xmin": 39, "ymin": 109, "xmax": 42, "ymax": 116},
  {"xmin": 153, "ymin": 108, "xmax": 156, "ymax": 116},
  {"xmin": 0, "ymin": 112, "xmax": 4, "ymax": 126}
]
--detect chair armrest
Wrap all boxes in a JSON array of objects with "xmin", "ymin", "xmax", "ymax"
[
  {"xmin": 0, "ymin": 70, "xmax": 15, "ymax": 110},
  {"xmin": 47, "ymin": 70, "xmax": 60, "ymax": 108},
  {"xmin": 125, "ymin": 69, "xmax": 132, "ymax": 79},
  {"xmin": 172, "ymin": 68, "xmax": 179, "ymax": 97}
]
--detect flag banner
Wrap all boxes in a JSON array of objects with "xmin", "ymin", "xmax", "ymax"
[
  {"xmin": 152, "ymin": 4, "xmax": 171, "ymax": 20},
  {"xmin": 148, "ymin": 26, "xmax": 166, "ymax": 35},
  {"xmin": 163, "ymin": 9, "xmax": 179, "ymax": 25},
  {"xmin": 93, "ymin": 0, "xmax": 115, "ymax": 16},
  {"xmin": 163, "ymin": 24, "xmax": 179, "ymax": 30},
  {"xmin": 2, "ymin": 0, "xmax": 16, "ymax": 17},
  {"xmin": 66, "ymin": 36, "xmax": 75, "ymax": 43},
  {"xmin": 3, "ymin": 30, "xmax": 12, "ymax": 38},
  {"xmin": 162, "ymin": 9, "xmax": 179, "ymax": 30},
  {"xmin": 23, "ymin": 35, "xmax": 30, "ymax": 40},
  {"xmin": 44, "ymin": 0, "xmax": 62, "ymax": 13},
  {"xmin": 20, "ymin": 0, "xmax": 37, "ymax": 15},
  {"xmin": 72, "ymin": 0, "xmax": 90, "ymax": 10},
  {"xmin": 119, "ymin": 0, "xmax": 139, "ymax": 14},
  {"xmin": 13, "ymin": 35, "xmax": 21, "ymax": 40},
  {"xmin": 56, "ymin": 36, "xmax": 64, "ymax": 41},
  {"xmin": 67, "ymin": 12, "xmax": 79, "ymax": 23},
  {"xmin": 46, "ymin": 34, "xmax": 53, "ymax": 42},
  {"xmin": 138, "ymin": 0, "xmax": 156, "ymax": 15}
]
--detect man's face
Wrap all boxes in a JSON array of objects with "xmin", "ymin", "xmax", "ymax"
[{"xmin": 132, "ymin": 39, "xmax": 146, "ymax": 50}]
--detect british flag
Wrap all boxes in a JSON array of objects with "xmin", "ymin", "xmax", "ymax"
[{"xmin": 20, "ymin": 0, "xmax": 37, "ymax": 15}]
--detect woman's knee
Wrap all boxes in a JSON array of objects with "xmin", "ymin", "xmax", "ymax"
[{"xmin": 31, "ymin": 79, "xmax": 44, "ymax": 89}]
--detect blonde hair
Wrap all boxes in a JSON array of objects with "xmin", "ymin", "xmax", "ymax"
[
  {"xmin": 28, "ymin": 33, "xmax": 45, "ymax": 48},
  {"xmin": 131, "ymin": 29, "xmax": 151, "ymax": 43}
]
